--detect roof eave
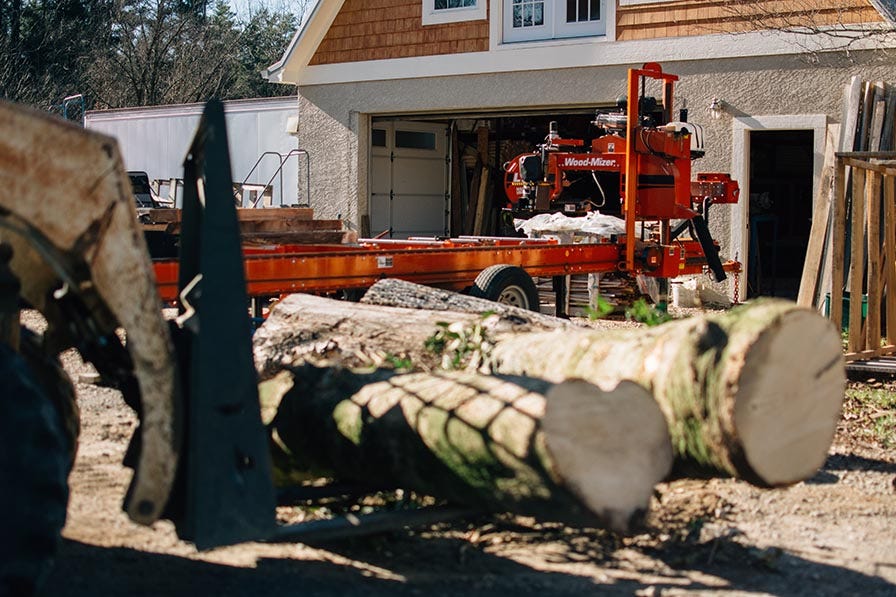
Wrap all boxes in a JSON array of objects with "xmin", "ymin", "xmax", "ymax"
[{"xmin": 263, "ymin": 0, "xmax": 347, "ymax": 85}]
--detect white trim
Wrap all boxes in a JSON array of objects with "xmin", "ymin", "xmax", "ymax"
[
  {"xmin": 729, "ymin": 114, "xmax": 827, "ymax": 298},
  {"xmin": 263, "ymin": 0, "xmax": 346, "ymax": 84},
  {"xmin": 422, "ymin": 0, "xmax": 487, "ymax": 26},
  {"xmin": 292, "ymin": 27, "xmax": 893, "ymax": 86}
]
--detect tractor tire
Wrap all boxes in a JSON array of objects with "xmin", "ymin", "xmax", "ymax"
[
  {"xmin": 0, "ymin": 331, "xmax": 77, "ymax": 597},
  {"xmin": 469, "ymin": 264, "xmax": 540, "ymax": 311}
]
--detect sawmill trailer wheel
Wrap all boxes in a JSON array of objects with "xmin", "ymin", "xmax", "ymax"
[{"xmin": 469, "ymin": 264, "xmax": 540, "ymax": 311}]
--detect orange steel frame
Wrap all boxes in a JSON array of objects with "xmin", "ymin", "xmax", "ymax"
[
  {"xmin": 152, "ymin": 236, "xmax": 729, "ymax": 302},
  {"xmin": 624, "ymin": 62, "xmax": 678, "ymax": 273}
]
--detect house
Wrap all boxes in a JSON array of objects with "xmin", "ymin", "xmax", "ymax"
[{"xmin": 264, "ymin": 0, "xmax": 896, "ymax": 299}]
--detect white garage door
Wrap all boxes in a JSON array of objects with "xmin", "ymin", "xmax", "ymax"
[{"xmin": 370, "ymin": 121, "xmax": 448, "ymax": 238}]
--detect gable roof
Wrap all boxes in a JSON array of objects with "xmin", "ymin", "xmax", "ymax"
[{"xmin": 262, "ymin": 0, "xmax": 344, "ymax": 84}]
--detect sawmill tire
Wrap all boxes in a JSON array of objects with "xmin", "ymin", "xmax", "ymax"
[
  {"xmin": 0, "ymin": 331, "xmax": 77, "ymax": 597},
  {"xmin": 469, "ymin": 264, "xmax": 540, "ymax": 311}
]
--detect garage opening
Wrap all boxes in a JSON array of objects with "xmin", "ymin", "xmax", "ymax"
[
  {"xmin": 747, "ymin": 130, "xmax": 815, "ymax": 299},
  {"xmin": 369, "ymin": 110, "xmax": 605, "ymax": 239}
]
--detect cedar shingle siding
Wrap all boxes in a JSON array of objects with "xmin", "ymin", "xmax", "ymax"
[
  {"xmin": 617, "ymin": 0, "xmax": 881, "ymax": 41},
  {"xmin": 309, "ymin": 0, "xmax": 489, "ymax": 66},
  {"xmin": 309, "ymin": 0, "xmax": 882, "ymax": 65}
]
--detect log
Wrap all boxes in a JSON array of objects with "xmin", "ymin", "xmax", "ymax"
[
  {"xmin": 253, "ymin": 293, "xmax": 563, "ymax": 380},
  {"xmin": 490, "ymin": 299, "xmax": 845, "ymax": 487},
  {"xmin": 262, "ymin": 366, "xmax": 672, "ymax": 533},
  {"xmin": 360, "ymin": 278, "xmax": 571, "ymax": 329}
]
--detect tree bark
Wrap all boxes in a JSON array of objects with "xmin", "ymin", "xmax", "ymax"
[
  {"xmin": 253, "ymin": 293, "xmax": 567, "ymax": 381},
  {"xmin": 360, "ymin": 278, "xmax": 569, "ymax": 329},
  {"xmin": 262, "ymin": 366, "xmax": 672, "ymax": 533},
  {"xmin": 491, "ymin": 299, "xmax": 845, "ymax": 487}
]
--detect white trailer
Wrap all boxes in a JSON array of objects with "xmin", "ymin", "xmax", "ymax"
[{"xmin": 85, "ymin": 96, "xmax": 304, "ymax": 207}]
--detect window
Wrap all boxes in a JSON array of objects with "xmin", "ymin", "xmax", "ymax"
[
  {"xmin": 511, "ymin": 0, "xmax": 545, "ymax": 29},
  {"xmin": 395, "ymin": 130, "xmax": 437, "ymax": 150},
  {"xmin": 566, "ymin": 0, "xmax": 600, "ymax": 23},
  {"xmin": 422, "ymin": 0, "xmax": 486, "ymax": 26},
  {"xmin": 436, "ymin": 0, "xmax": 476, "ymax": 8},
  {"xmin": 503, "ymin": 0, "xmax": 605, "ymax": 42}
]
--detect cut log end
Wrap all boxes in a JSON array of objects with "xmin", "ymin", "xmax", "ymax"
[
  {"xmin": 734, "ymin": 310, "xmax": 845, "ymax": 486},
  {"xmin": 542, "ymin": 379, "xmax": 673, "ymax": 533}
]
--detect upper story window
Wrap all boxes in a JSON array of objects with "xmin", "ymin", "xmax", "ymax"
[
  {"xmin": 423, "ymin": 0, "xmax": 487, "ymax": 25},
  {"xmin": 503, "ymin": 0, "xmax": 606, "ymax": 42}
]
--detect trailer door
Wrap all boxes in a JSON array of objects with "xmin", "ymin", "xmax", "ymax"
[{"xmin": 370, "ymin": 121, "xmax": 448, "ymax": 238}]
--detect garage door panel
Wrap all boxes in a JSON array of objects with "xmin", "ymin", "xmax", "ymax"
[
  {"xmin": 393, "ymin": 157, "xmax": 445, "ymax": 195},
  {"xmin": 370, "ymin": 120, "xmax": 447, "ymax": 239},
  {"xmin": 371, "ymin": 154, "xmax": 391, "ymax": 195},
  {"xmin": 391, "ymin": 194, "xmax": 445, "ymax": 237},
  {"xmin": 369, "ymin": 193, "xmax": 391, "ymax": 234}
]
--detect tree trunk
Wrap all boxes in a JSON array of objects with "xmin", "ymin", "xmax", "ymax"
[
  {"xmin": 262, "ymin": 366, "xmax": 672, "ymax": 533},
  {"xmin": 253, "ymin": 293, "xmax": 567, "ymax": 381},
  {"xmin": 360, "ymin": 278, "xmax": 569, "ymax": 329},
  {"xmin": 491, "ymin": 299, "xmax": 845, "ymax": 487}
]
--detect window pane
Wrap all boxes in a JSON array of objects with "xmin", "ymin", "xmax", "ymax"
[
  {"xmin": 590, "ymin": 0, "xmax": 600, "ymax": 20},
  {"xmin": 395, "ymin": 130, "xmax": 436, "ymax": 150},
  {"xmin": 512, "ymin": 0, "xmax": 544, "ymax": 29},
  {"xmin": 372, "ymin": 129, "xmax": 387, "ymax": 147},
  {"xmin": 435, "ymin": 0, "xmax": 476, "ymax": 9},
  {"xmin": 567, "ymin": 0, "xmax": 576, "ymax": 23}
]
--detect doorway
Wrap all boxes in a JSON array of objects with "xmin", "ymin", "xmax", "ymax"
[{"xmin": 747, "ymin": 129, "xmax": 814, "ymax": 299}]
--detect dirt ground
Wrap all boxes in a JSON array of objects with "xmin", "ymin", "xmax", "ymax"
[{"xmin": 34, "ymin": 313, "xmax": 896, "ymax": 597}]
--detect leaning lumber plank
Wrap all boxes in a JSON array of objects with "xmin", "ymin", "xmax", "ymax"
[
  {"xmin": 887, "ymin": 176, "xmax": 896, "ymax": 343},
  {"xmin": 490, "ymin": 299, "xmax": 845, "ymax": 487},
  {"xmin": 253, "ymin": 293, "xmax": 564, "ymax": 380},
  {"xmin": 831, "ymin": 159, "xmax": 848, "ymax": 329},
  {"xmin": 360, "ymin": 278, "xmax": 570, "ymax": 329},
  {"xmin": 262, "ymin": 366, "xmax": 672, "ymax": 533},
  {"xmin": 798, "ymin": 124, "xmax": 839, "ymax": 308},
  {"xmin": 866, "ymin": 171, "xmax": 882, "ymax": 353},
  {"xmin": 848, "ymin": 169, "xmax": 867, "ymax": 352}
]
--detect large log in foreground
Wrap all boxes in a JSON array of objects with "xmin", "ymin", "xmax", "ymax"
[
  {"xmin": 361, "ymin": 278, "xmax": 570, "ymax": 329},
  {"xmin": 264, "ymin": 367, "xmax": 672, "ymax": 533},
  {"xmin": 491, "ymin": 299, "xmax": 845, "ymax": 487},
  {"xmin": 253, "ymin": 293, "xmax": 566, "ymax": 380}
]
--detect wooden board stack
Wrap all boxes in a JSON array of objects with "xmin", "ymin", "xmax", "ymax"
[{"xmin": 798, "ymin": 76, "xmax": 896, "ymax": 361}]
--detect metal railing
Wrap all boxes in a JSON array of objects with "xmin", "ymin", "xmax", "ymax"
[{"xmin": 236, "ymin": 149, "xmax": 311, "ymax": 208}]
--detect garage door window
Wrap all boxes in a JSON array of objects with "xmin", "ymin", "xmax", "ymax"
[{"xmin": 395, "ymin": 130, "xmax": 437, "ymax": 151}]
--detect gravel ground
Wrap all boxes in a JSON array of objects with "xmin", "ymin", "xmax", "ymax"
[{"xmin": 20, "ymin": 310, "xmax": 896, "ymax": 596}]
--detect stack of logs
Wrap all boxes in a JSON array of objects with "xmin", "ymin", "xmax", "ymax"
[{"xmin": 255, "ymin": 279, "xmax": 846, "ymax": 533}]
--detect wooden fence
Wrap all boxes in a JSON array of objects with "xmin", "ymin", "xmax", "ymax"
[{"xmin": 829, "ymin": 152, "xmax": 896, "ymax": 361}]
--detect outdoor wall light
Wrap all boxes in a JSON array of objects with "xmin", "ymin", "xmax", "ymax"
[{"xmin": 709, "ymin": 98, "xmax": 726, "ymax": 120}]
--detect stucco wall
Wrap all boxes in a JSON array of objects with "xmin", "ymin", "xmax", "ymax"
[{"xmin": 298, "ymin": 50, "xmax": 896, "ymax": 289}]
